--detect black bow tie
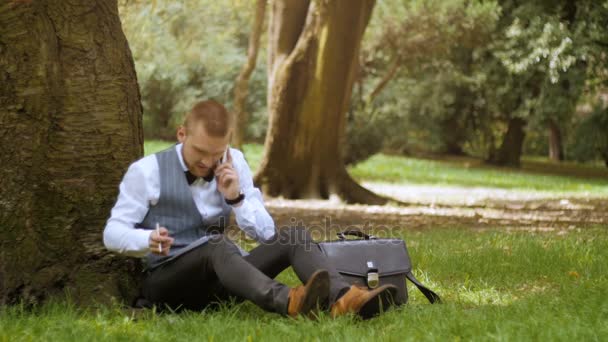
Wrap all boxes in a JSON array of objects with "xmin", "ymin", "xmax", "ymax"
[{"xmin": 185, "ymin": 170, "xmax": 214, "ymax": 185}]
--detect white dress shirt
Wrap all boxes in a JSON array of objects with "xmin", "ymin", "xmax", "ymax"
[{"xmin": 103, "ymin": 144, "xmax": 276, "ymax": 257}]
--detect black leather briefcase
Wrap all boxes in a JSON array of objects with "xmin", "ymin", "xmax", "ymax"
[{"xmin": 318, "ymin": 230, "xmax": 441, "ymax": 305}]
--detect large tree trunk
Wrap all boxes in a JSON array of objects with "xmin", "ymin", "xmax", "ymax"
[
  {"xmin": 255, "ymin": 0, "xmax": 388, "ymax": 204},
  {"xmin": 487, "ymin": 117, "xmax": 527, "ymax": 167},
  {"xmin": 548, "ymin": 120, "xmax": 564, "ymax": 162},
  {"xmin": 0, "ymin": 0, "xmax": 143, "ymax": 306},
  {"xmin": 232, "ymin": 0, "xmax": 267, "ymax": 149}
]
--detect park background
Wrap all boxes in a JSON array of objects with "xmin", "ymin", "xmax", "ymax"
[{"xmin": 1, "ymin": 0, "xmax": 607, "ymax": 340}]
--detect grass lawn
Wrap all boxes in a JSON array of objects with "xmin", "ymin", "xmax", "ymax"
[
  {"xmin": 144, "ymin": 140, "xmax": 608, "ymax": 196},
  {"xmin": 2, "ymin": 227, "xmax": 606, "ymax": 341}
]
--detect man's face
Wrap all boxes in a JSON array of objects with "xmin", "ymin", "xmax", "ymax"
[{"xmin": 177, "ymin": 123, "xmax": 229, "ymax": 177}]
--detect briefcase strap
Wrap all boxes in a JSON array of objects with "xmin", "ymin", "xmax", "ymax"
[{"xmin": 406, "ymin": 271, "xmax": 442, "ymax": 304}]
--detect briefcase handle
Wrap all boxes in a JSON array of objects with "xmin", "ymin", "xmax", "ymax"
[{"xmin": 337, "ymin": 229, "xmax": 377, "ymax": 240}]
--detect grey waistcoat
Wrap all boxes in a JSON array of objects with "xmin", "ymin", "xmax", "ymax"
[{"xmin": 139, "ymin": 146, "xmax": 231, "ymax": 270}]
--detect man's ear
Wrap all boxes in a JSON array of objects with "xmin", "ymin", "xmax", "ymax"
[{"xmin": 177, "ymin": 126, "xmax": 186, "ymax": 143}]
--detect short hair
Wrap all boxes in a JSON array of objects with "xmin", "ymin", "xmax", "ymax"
[{"xmin": 183, "ymin": 100, "xmax": 233, "ymax": 137}]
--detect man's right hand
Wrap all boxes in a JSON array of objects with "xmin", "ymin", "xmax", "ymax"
[{"xmin": 149, "ymin": 227, "xmax": 174, "ymax": 256}]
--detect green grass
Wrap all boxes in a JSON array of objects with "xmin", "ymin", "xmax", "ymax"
[
  {"xmin": 348, "ymin": 154, "xmax": 608, "ymax": 194},
  {"xmin": 2, "ymin": 227, "xmax": 607, "ymax": 341},
  {"xmin": 145, "ymin": 140, "xmax": 608, "ymax": 195},
  {"xmin": 143, "ymin": 140, "xmax": 175, "ymax": 156}
]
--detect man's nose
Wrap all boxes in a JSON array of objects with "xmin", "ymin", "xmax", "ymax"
[{"xmin": 200, "ymin": 156, "xmax": 215, "ymax": 167}]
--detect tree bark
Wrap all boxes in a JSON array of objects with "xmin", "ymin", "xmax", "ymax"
[
  {"xmin": 255, "ymin": 0, "xmax": 388, "ymax": 204},
  {"xmin": 548, "ymin": 120, "xmax": 564, "ymax": 162},
  {"xmin": 0, "ymin": 0, "xmax": 143, "ymax": 306},
  {"xmin": 487, "ymin": 118, "xmax": 527, "ymax": 167},
  {"xmin": 232, "ymin": 0, "xmax": 266, "ymax": 149}
]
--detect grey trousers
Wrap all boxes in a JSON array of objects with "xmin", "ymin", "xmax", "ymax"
[{"xmin": 142, "ymin": 226, "xmax": 351, "ymax": 314}]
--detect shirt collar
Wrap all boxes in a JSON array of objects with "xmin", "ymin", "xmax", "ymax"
[{"xmin": 175, "ymin": 143, "xmax": 189, "ymax": 172}]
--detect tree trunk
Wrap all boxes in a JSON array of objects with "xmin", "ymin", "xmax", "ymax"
[
  {"xmin": 254, "ymin": 0, "xmax": 388, "ymax": 204},
  {"xmin": 0, "ymin": 0, "xmax": 143, "ymax": 306},
  {"xmin": 487, "ymin": 118, "xmax": 527, "ymax": 167},
  {"xmin": 232, "ymin": 0, "xmax": 266, "ymax": 149},
  {"xmin": 548, "ymin": 120, "xmax": 564, "ymax": 162},
  {"xmin": 439, "ymin": 112, "xmax": 466, "ymax": 156}
]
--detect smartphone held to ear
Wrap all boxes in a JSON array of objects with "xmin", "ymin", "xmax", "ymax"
[
  {"xmin": 213, "ymin": 146, "xmax": 229, "ymax": 170},
  {"xmin": 220, "ymin": 146, "xmax": 229, "ymax": 164}
]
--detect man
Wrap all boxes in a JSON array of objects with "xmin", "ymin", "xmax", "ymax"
[{"xmin": 103, "ymin": 100, "xmax": 396, "ymax": 318}]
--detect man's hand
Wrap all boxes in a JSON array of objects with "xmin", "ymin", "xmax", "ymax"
[
  {"xmin": 149, "ymin": 227, "xmax": 174, "ymax": 256},
  {"xmin": 215, "ymin": 149, "xmax": 242, "ymax": 205}
]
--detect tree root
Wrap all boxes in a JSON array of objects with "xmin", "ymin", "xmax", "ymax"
[{"xmin": 335, "ymin": 170, "xmax": 403, "ymax": 205}]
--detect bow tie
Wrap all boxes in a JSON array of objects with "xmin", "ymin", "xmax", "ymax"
[{"xmin": 185, "ymin": 170, "xmax": 214, "ymax": 185}]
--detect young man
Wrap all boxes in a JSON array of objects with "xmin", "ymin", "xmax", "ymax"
[{"xmin": 103, "ymin": 100, "xmax": 396, "ymax": 318}]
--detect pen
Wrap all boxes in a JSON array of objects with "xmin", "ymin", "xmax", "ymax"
[{"xmin": 156, "ymin": 222, "xmax": 162, "ymax": 253}]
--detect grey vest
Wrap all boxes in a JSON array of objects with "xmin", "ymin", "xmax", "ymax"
[{"xmin": 139, "ymin": 146, "xmax": 231, "ymax": 269}]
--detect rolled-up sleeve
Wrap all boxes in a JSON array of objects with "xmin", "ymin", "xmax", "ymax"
[{"xmin": 232, "ymin": 150, "xmax": 276, "ymax": 242}]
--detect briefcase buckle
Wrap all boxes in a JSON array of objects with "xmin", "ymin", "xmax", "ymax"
[{"xmin": 366, "ymin": 261, "xmax": 379, "ymax": 289}]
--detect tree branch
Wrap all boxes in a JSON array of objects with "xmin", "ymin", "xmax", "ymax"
[
  {"xmin": 366, "ymin": 55, "xmax": 401, "ymax": 102},
  {"xmin": 232, "ymin": 0, "xmax": 267, "ymax": 147}
]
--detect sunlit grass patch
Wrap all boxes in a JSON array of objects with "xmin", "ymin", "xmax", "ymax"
[
  {"xmin": 348, "ymin": 153, "xmax": 608, "ymax": 194},
  {"xmin": 143, "ymin": 140, "xmax": 174, "ymax": 156}
]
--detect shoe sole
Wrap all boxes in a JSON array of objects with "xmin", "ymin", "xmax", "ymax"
[
  {"xmin": 358, "ymin": 284, "xmax": 398, "ymax": 320},
  {"xmin": 300, "ymin": 270, "xmax": 330, "ymax": 317}
]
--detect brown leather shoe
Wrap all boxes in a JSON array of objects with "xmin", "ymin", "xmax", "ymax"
[
  {"xmin": 330, "ymin": 284, "xmax": 398, "ymax": 319},
  {"xmin": 287, "ymin": 270, "xmax": 330, "ymax": 318}
]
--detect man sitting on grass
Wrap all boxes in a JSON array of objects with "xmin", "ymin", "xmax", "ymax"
[{"xmin": 103, "ymin": 100, "xmax": 397, "ymax": 318}]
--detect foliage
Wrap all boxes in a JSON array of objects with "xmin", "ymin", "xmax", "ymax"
[
  {"xmin": 118, "ymin": 0, "xmax": 268, "ymax": 140},
  {"xmin": 348, "ymin": 0, "xmax": 500, "ymax": 160},
  {"xmin": 122, "ymin": 0, "xmax": 608, "ymax": 165},
  {"xmin": 344, "ymin": 104, "xmax": 396, "ymax": 165},
  {"xmin": 351, "ymin": 0, "xmax": 608, "ymax": 164},
  {"xmin": 570, "ymin": 104, "xmax": 608, "ymax": 166},
  {"xmin": 489, "ymin": 2, "xmax": 587, "ymax": 125},
  {"xmin": 2, "ymin": 227, "xmax": 607, "ymax": 340},
  {"xmin": 489, "ymin": 0, "xmax": 608, "ymax": 163}
]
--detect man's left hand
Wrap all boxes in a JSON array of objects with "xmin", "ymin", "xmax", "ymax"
[{"xmin": 215, "ymin": 149, "xmax": 241, "ymax": 205}]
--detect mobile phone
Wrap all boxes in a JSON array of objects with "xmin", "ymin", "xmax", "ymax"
[{"xmin": 220, "ymin": 146, "xmax": 229, "ymax": 164}]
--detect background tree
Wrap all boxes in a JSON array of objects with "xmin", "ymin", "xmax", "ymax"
[
  {"xmin": 254, "ymin": 0, "xmax": 389, "ymax": 204},
  {"xmin": 350, "ymin": 0, "xmax": 607, "ymax": 168},
  {"xmin": 486, "ymin": 0, "xmax": 601, "ymax": 166},
  {"xmin": 0, "ymin": 0, "xmax": 143, "ymax": 305},
  {"xmin": 232, "ymin": 0, "xmax": 267, "ymax": 149}
]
